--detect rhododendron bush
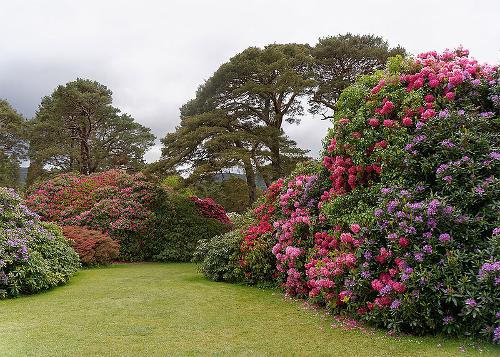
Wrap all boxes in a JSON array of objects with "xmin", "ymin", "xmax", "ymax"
[
  {"xmin": 189, "ymin": 196, "xmax": 232, "ymax": 225},
  {"xmin": 206, "ymin": 49, "xmax": 499, "ymax": 342},
  {"xmin": 26, "ymin": 170, "xmax": 154, "ymax": 236},
  {"xmin": 27, "ymin": 170, "xmax": 231, "ymax": 262},
  {"xmin": 62, "ymin": 226, "xmax": 119, "ymax": 265},
  {"xmin": 146, "ymin": 190, "xmax": 231, "ymax": 262},
  {"xmin": 0, "ymin": 188, "xmax": 80, "ymax": 298},
  {"xmin": 26, "ymin": 170, "xmax": 154, "ymax": 260}
]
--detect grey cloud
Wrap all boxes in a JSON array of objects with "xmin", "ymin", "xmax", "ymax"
[{"xmin": 1, "ymin": 0, "xmax": 499, "ymax": 164}]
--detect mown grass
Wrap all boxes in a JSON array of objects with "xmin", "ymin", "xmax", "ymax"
[{"xmin": 0, "ymin": 263, "xmax": 497, "ymax": 356}]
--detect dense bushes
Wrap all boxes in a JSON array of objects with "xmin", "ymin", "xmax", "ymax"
[
  {"xmin": 61, "ymin": 226, "xmax": 119, "ymax": 265},
  {"xmin": 26, "ymin": 170, "xmax": 153, "ymax": 260},
  {"xmin": 26, "ymin": 171, "xmax": 231, "ymax": 262},
  {"xmin": 145, "ymin": 190, "xmax": 231, "ymax": 262},
  {"xmin": 26, "ymin": 170, "xmax": 154, "ymax": 239},
  {"xmin": 198, "ymin": 49, "xmax": 500, "ymax": 342},
  {"xmin": 0, "ymin": 188, "xmax": 80, "ymax": 298}
]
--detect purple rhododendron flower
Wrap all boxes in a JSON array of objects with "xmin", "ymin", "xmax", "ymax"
[
  {"xmin": 440, "ymin": 139, "xmax": 456, "ymax": 148},
  {"xmin": 361, "ymin": 271, "xmax": 371, "ymax": 279},
  {"xmin": 427, "ymin": 199, "xmax": 440, "ymax": 216},
  {"xmin": 494, "ymin": 326, "xmax": 500, "ymax": 343},
  {"xmin": 414, "ymin": 252, "xmax": 424, "ymax": 262},
  {"xmin": 442, "ymin": 175, "xmax": 453, "ymax": 183},
  {"xmin": 391, "ymin": 299, "xmax": 402, "ymax": 310},
  {"xmin": 443, "ymin": 316, "xmax": 454, "ymax": 325},
  {"xmin": 465, "ymin": 298, "xmax": 477, "ymax": 307}
]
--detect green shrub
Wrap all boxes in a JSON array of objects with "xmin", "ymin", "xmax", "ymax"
[
  {"xmin": 193, "ymin": 230, "xmax": 243, "ymax": 282},
  {"xmin": 145, "ymin": 189, "xmax": 230, "ymax": 262},
  {"xmin": 0, "ymin": 188, "xmax": 80, "ymax": 298}
]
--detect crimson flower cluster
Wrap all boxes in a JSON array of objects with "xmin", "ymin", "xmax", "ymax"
[{"xmin": 189, "ymin": 196, "xmax": 232, "ymax": 225}]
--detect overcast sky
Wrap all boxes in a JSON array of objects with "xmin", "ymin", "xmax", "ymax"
[{"xmin": 1, "ymin": 0, "xmax": 499, "ymax": 164}]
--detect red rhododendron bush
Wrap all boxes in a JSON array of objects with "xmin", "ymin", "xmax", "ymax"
[
  {"xmin": 190, "ymin": 196, "xmax": 232, "ymax": 225},
  {"xmin": 61, "ymin": 226, "xmax": 120, "ymax": 265},
  {"xmin": 196, "ymin": 49, "xmax": 500, "ymax": 342}
]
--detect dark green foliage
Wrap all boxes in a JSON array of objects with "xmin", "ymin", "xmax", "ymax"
[
  {"xmin": 0, "ymin": 99, "xmax": 27, "ymax": 188},
  {"xmin": 404, "ymin": 112, "xmax": 499, "ymax": 221},
  {"xmin": 190, "ymin": 176, "xmax": 255, "ymax": 213},
  {"xmin": 0, "ymin": 153, "xmax": 20, "ymax": 188},
  {"xmin": 144, "ymin": 189, "xmax": 230, "ymax": 262},
  {"xmin": 311, "ymin": 33, "xmax": 406, "ymax": 118}
]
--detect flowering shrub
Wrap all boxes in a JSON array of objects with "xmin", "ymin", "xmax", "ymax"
[
  {"xmin": 189, "ymin": 196, "xmax": 232, "ymax": 225},
  {"xmin": 26, "ymin": 170, "xmax": 230, "ymax": 262},
  {"xmin": 239, "ymin": 178, "xmax": 284, "ymax": 284},
  {"xmin": 0, "ymin": 188, "xmax": 80, "ymax": 298},
  {"xmin": 218, "ymin": 49, "xmax": 500, "ymax": 342},
  {"xmin": 61, "ymin": 226, "xmax": 119, "ymax": 265},
  {"xmin": 26, "ymin": 170, "xmax": 155, "ymax": 260},
  {"xmin": 344, "ymin": 188, "xmax": 499, "ymax": 338}
]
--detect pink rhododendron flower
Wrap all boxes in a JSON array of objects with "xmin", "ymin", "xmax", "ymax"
[
  {"xmin": 350, "ymin": 224, "xmax": 361, "ymax": 234},
  {"xmin": 421, "ymin": 108, "xmax": 436, "ymax": 120},
  {"xmin": 391, "ymin": 281, "xmax": 406, "ymax": 293},
  {"xmin": 368, "ymin": 118, "xmax": 380, "ymax": 127},
  {"xmin": 402, "ymin": 117, "xmax": 413, "ymax": 126},
  {"xmin": 445, "ymin": 91, "xmax": 455, "ymax": 100},
  {"xmin": 424, "ymin": 94, "xmax": 435, "ymax": 102},
  {"xmin": 398, "ymin": 237, "xmax": 410, "ymax": 247},
  {"xmin": 383, "ymin": 119, "xmax": 395, "ymax": 127},
  {"xmin": 371, "ymin": 279, "xmax": 384, "ymax": 292}
]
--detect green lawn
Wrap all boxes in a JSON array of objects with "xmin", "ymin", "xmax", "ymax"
[{"xmin": 0, "ymin": 263, "xmax": 497, "ymax": 356}]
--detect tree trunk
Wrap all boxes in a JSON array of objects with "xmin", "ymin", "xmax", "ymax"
[
  {"xmin": 79, "ymin": 138, "xmax": 90, "ymax": 175},
  {"xmin": 242, "ymin": 155, "xmax": 257, "ymax": 205},
  {"xmin": 253, "ymin": 155, "xmax": 270, "ymax": 189},
  {"xmin": 26, "ymin": 160, "xmax": 43, "ymax": 187},
  {"xmin": 269, "ymin": 127, "xmax": 282, "ymax": 181}
]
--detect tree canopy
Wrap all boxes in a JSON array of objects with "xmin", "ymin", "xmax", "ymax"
[
  {"xmin": 28, "ymin": 79, "xmax": 155, "ymax": 182},
  {"xmin": 0, "ymin": 99, "xmax": 27, "ymax": 187},
  {"xmin": 160, "ymin": 35, "xmax": 405, "ymax": 206},
  {"xmin": 310, "ymin": 33, "xmax": 406, "ymax": 118},
  {"xmin": 161, "ymin": 44, "xmax": 315, "ymax": 205}
]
